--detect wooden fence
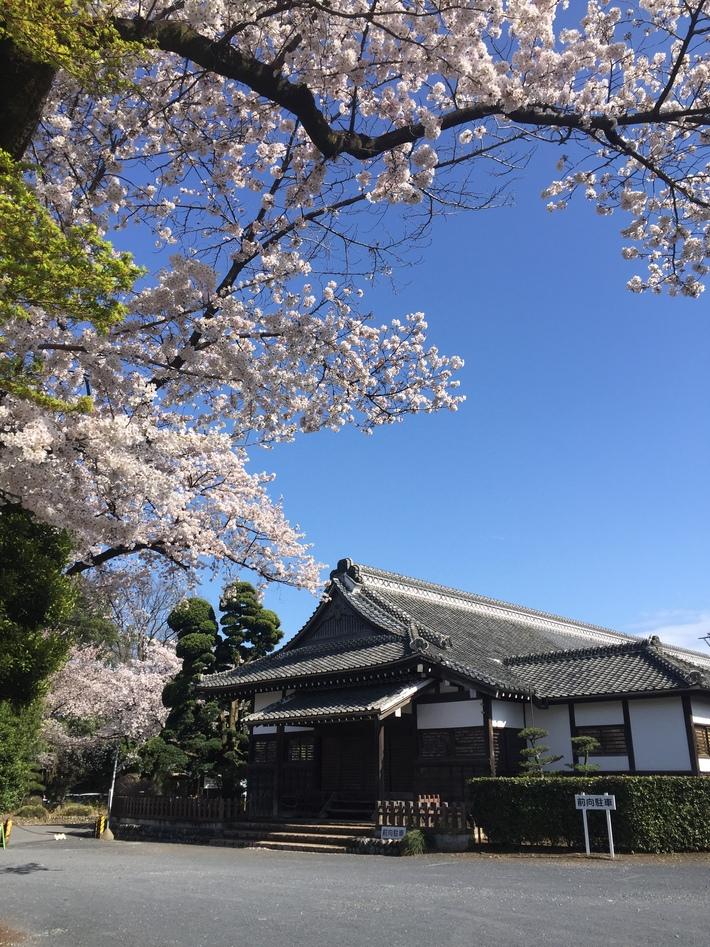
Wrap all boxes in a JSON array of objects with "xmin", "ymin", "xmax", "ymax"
[
  {"xmin": 376, "ymin": 800, "xmax": 467, "ymax": 832},
  {"xmin": 113, "ymin": 795, "xmax": 244, "ymax": 823}
]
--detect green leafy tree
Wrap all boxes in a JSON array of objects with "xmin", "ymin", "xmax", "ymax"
[
  {"xmin": 0, "ymin": 148, "xmax": 143, "ymax": 411},
  {"xmin": 569, "ymin": 735, "xmax": 602, "ymax": 774},
  {"xmin": 138, "ymin": 736, "xmax": 189, "ymax": 794},
  {"xmin": 518, "ymin": 727, "xmax": 563, "ymax": 777},
  {"xmin": 0, "ymin": 699, "xmax": 43, "ymax": 813},
  {"xmin": 0, "ymin": 504, "xmax": 77, "ymax": 703},
  {"xmin": 0, "ymin": 1, "xmax": 142, "ymax": 89},
  {"xmin": 0, "ymin": 504, "xmax": 81, "ymax": 810}
]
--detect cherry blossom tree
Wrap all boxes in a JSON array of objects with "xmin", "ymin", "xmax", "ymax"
[
  {"xmin": 44, "ymin": 641, "xmax": 181, "ymax": 745},
  {"xmin": 1, "ymin": 1, "xmax": 707, "ymax": 589},
  {"xmin": 41, "ymin": 640, "xmax": 182, "ymax": 794}
]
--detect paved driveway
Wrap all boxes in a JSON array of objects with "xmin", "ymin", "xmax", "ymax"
[{"xmin": 2, "ymin": 824, "xmax": 709, "ymax": 947}]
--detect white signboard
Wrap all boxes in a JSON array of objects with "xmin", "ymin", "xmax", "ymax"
[
  {"xmin": 575, "ymin": 794, "xmax": 616, "ymax": 811},
  {"xmin": 574, "ymin": 793, "xmax": 616, "ymax": 857},
  {"xmin": 380, "ymin": 826, "xmax": 407, "ymax": 840}
]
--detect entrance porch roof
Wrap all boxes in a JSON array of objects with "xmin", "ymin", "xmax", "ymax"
[{"xmin": 245, "ymin": 679, "xmax": 433, "ymax": 726}]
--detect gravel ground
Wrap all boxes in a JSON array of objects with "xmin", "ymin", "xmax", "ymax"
[{"xmin": 2, "ymin": 824, "xmax": 709, "ymax": 947}]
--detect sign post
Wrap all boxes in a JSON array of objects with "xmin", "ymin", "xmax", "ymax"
[{"xmin": 574, "ymin": 793, "xmax": 616, "ymax": 858}]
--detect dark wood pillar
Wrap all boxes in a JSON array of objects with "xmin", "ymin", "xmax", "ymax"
[
  {"xmin": 272, "ymin": 724, "xmax": 284, "ymax": 817},
  {"xmin": 682, "ymin": 695, "xmax": 700, "ymax": 776},
  {"xmin": 377, "ymin": 720, "xmax": 386, "ymax": 801},
  {"xmin": 482, "ymin": 695, "xmax": 496, "ymax": 776},
  {"xmin": 621, "ymin": 699, "xmax": 637, "ymax": 772}
]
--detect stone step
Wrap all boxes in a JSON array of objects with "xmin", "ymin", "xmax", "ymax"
[
  {"xmin": 222, "ymin": 830, "xmax": 362, "ymax": 846},
  {"xmin": 226, "ymin": 821, "xmax": 374, "ymax": 837},
  {"xmin": 253, "ymin": 840, "xmax": 349, "ymax": 854}
]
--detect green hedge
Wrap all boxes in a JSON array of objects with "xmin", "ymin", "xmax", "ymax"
[{"xmin": 468, "ymin": 776, "xmax": 710, "ymax": 853}]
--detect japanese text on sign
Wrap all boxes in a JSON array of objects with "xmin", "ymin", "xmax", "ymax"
[
  {"xmin": 380, "ymin": 826, "xmax": 407, "ymax": 840},
  {"xmin": 574, "ymin": 794, "xmax": 616, "ymax": 810}
]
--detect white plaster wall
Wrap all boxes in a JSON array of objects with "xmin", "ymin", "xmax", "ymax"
[
  {"xmin": 491, "ymin": 700, "xmax": 525, "ymax": 730},
  {"xmin": 573, "ymin": 701, "xmax": 624, "ymax": 726},
  {"xmin": 252, "ymin": 725, "xmax": 276, "ymax": 734},
  {"xmin": 691, "ymin": 697, "xmax": 710, "ymax": 726},
  {"xmin": 628, "ymin": 697, "xmax": 691, "ymax": 771},
  {"xmin": 253, "ymin": 690, "xmax": 281, "ymax": 712},
  {"xmin": 416, "ymin": 699, "xmax": 484, "ymax": 729},
  {"xmin": 524, "ymin": 704, "xmax": 572, "ymax": 771},
  {"xmin": 588, "ymin": 756, "xmax": 630, "ymax": 771},
  {"xmin": 699, "ymin": 759, "xmax": 710, "ymax": 773}
]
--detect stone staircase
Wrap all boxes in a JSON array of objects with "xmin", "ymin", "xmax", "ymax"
[
  {"xmin": 212, "ymin": 820, "xmax": 375, "ymax": 853},
  {"xmin": 115, "ymin": 818, "xmax": 375, "ymax": 854}
]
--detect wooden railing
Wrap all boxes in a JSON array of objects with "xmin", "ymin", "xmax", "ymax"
[
  {"xmin": 113, "ymin": 795, "xmax": 244, "ymax": 823},
  {"xmin": 376, "ymin": 800, "xmax": 467, "ymax": 832}
]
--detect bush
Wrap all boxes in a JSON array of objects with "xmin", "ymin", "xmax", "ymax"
[
  {"xmin": 12, "ymin": 803, "xmax": 49, "ymax": 821},
  {"xmin": 22, "ymin": 794, "xmax": 45, "ymax": 806},
  {"xmin": 468, "ymin": 776, "xmax": 710, "ymax": 853},
  {"xmin": 401, "ymin": 829, "xmax": 427, "ymax": 856},
  {"xmin": 56, "ymin": 802, "xmax": 94, "ymax": 817}
]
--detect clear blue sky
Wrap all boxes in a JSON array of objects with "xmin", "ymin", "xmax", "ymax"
[{"xmin": 186, "ymin": 149, "xmax": 709, "ymax": 652}]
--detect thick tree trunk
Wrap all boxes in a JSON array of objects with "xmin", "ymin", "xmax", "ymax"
[{"xmin": 0, "ymin": 37, "xmax": 56, "ymax": 160}]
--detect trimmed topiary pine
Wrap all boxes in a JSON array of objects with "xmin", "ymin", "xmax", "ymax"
[
  {"xmin": 569, "ymin": 735, "xmax": 601, "ymax": 774},
  {"xmin": 518, "ymin": 727, "xmax": 563, "ymax": 776},
  {"xmin": 217, "ymin": 582, "xmax": 283, "ymax": 670},
  {"xmin": 150, "ymin": 598, "xmax": 223, "ymax": 793},
  {"xmin": 214, "ymin": 582, "xmax": 284, "ymax": 794}
]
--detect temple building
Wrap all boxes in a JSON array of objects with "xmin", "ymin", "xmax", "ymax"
[{"xmin": 198, "ymin": 559, "xmax": 710, "ymax": 819}]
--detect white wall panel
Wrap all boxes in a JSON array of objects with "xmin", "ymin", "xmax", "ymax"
[
  {"xmin": 524, "ymin": 704, "xmax": 572, "ymax": 771},
  {"xmin": 628, "ymin": 697, "xmax": 691, "ymax": 771},
  {"xmin": 574, "ymin": 701, "xmax": 624, "ymax": 726},
  {"xmin": 253, "ymin": 690, "xmax": 281, "ymax": 712},
  {"xmin": 416, "ymin": 699, "xmax": 484, "ymax": 729},
  {"xmin": 699, "ymin": 759, "xmax": 710, "ymax": 773},
  {"xmin": 491, "ymin": 700, "xmax": 525, "ymax": 730},
  {"xmin": 588, "ymin": 755, "xmax": 630, "ymax": 771},
  {"xmin": 691, "ymin": 697, "xmax": 710, "ymax": 726}
]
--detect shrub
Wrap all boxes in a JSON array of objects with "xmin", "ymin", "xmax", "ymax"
[
  {"xmin": 401, "ymin": 829, "xmax": 427, "ymax": 856},
  {"xmin": 468, "ymin": 776, "xmax": 710, "ymax": 853},
  {"xmin": 12, "ymin": 803, "xmax": 49, "ymax": 821},
  {"xmin": 22, "ymin": 794, "xmax": 45, "ymax": 806},
  {"xmin": 56, "ymin": 802, "xmax": 94, "ymax": 817}
]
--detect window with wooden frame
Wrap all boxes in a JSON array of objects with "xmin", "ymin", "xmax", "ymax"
[
  {"xmin": 574, "ymin": 725, "xmax": 627, "ymax": 756},
  {"xmin": 286, "ymin": 735, "xmax": 315, "ymax": 763},
  {"xmin": 694, "ymin": 724, "xmax": 710, "ymax": 759},
  {"xmin": 418, "ymin": 727, "xmax": 487, "ymax": 761},
  {"xmin": 251, "ymin": 737, "xmax": 277, "ymax": 765}
]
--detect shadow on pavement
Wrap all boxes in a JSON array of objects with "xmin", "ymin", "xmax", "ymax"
[{"xmin": 1, "ymin": 862, "xmax": 52, "ymax": 875}]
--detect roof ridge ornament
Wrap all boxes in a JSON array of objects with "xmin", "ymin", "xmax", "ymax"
[
  {"xmin": 407, "ymin": 620, "xmax": 430, "ymax": 653},
  {"xmin": 330, "ymin": 557, "xmax": 362, "ymax": 584}
]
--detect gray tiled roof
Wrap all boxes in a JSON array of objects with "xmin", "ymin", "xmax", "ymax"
[
  {"xmin": 246, "ymin": 680, "xmax": 427, "ymax": 724},
  {"xmin": 198, "ymin": 559, "xmax": 710, "ymax": 700},
  {"xmin": 200, "ymin": 633, "xmax": 409, "ymax": 691},
  {"xmin": 504, "ymin": 640, "xmax": 703, "ymax": 698}
]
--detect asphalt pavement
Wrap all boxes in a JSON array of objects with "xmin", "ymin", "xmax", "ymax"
[{"xmin": 2, "ymin": 824, "xmax": 709, "ymax": 947}]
